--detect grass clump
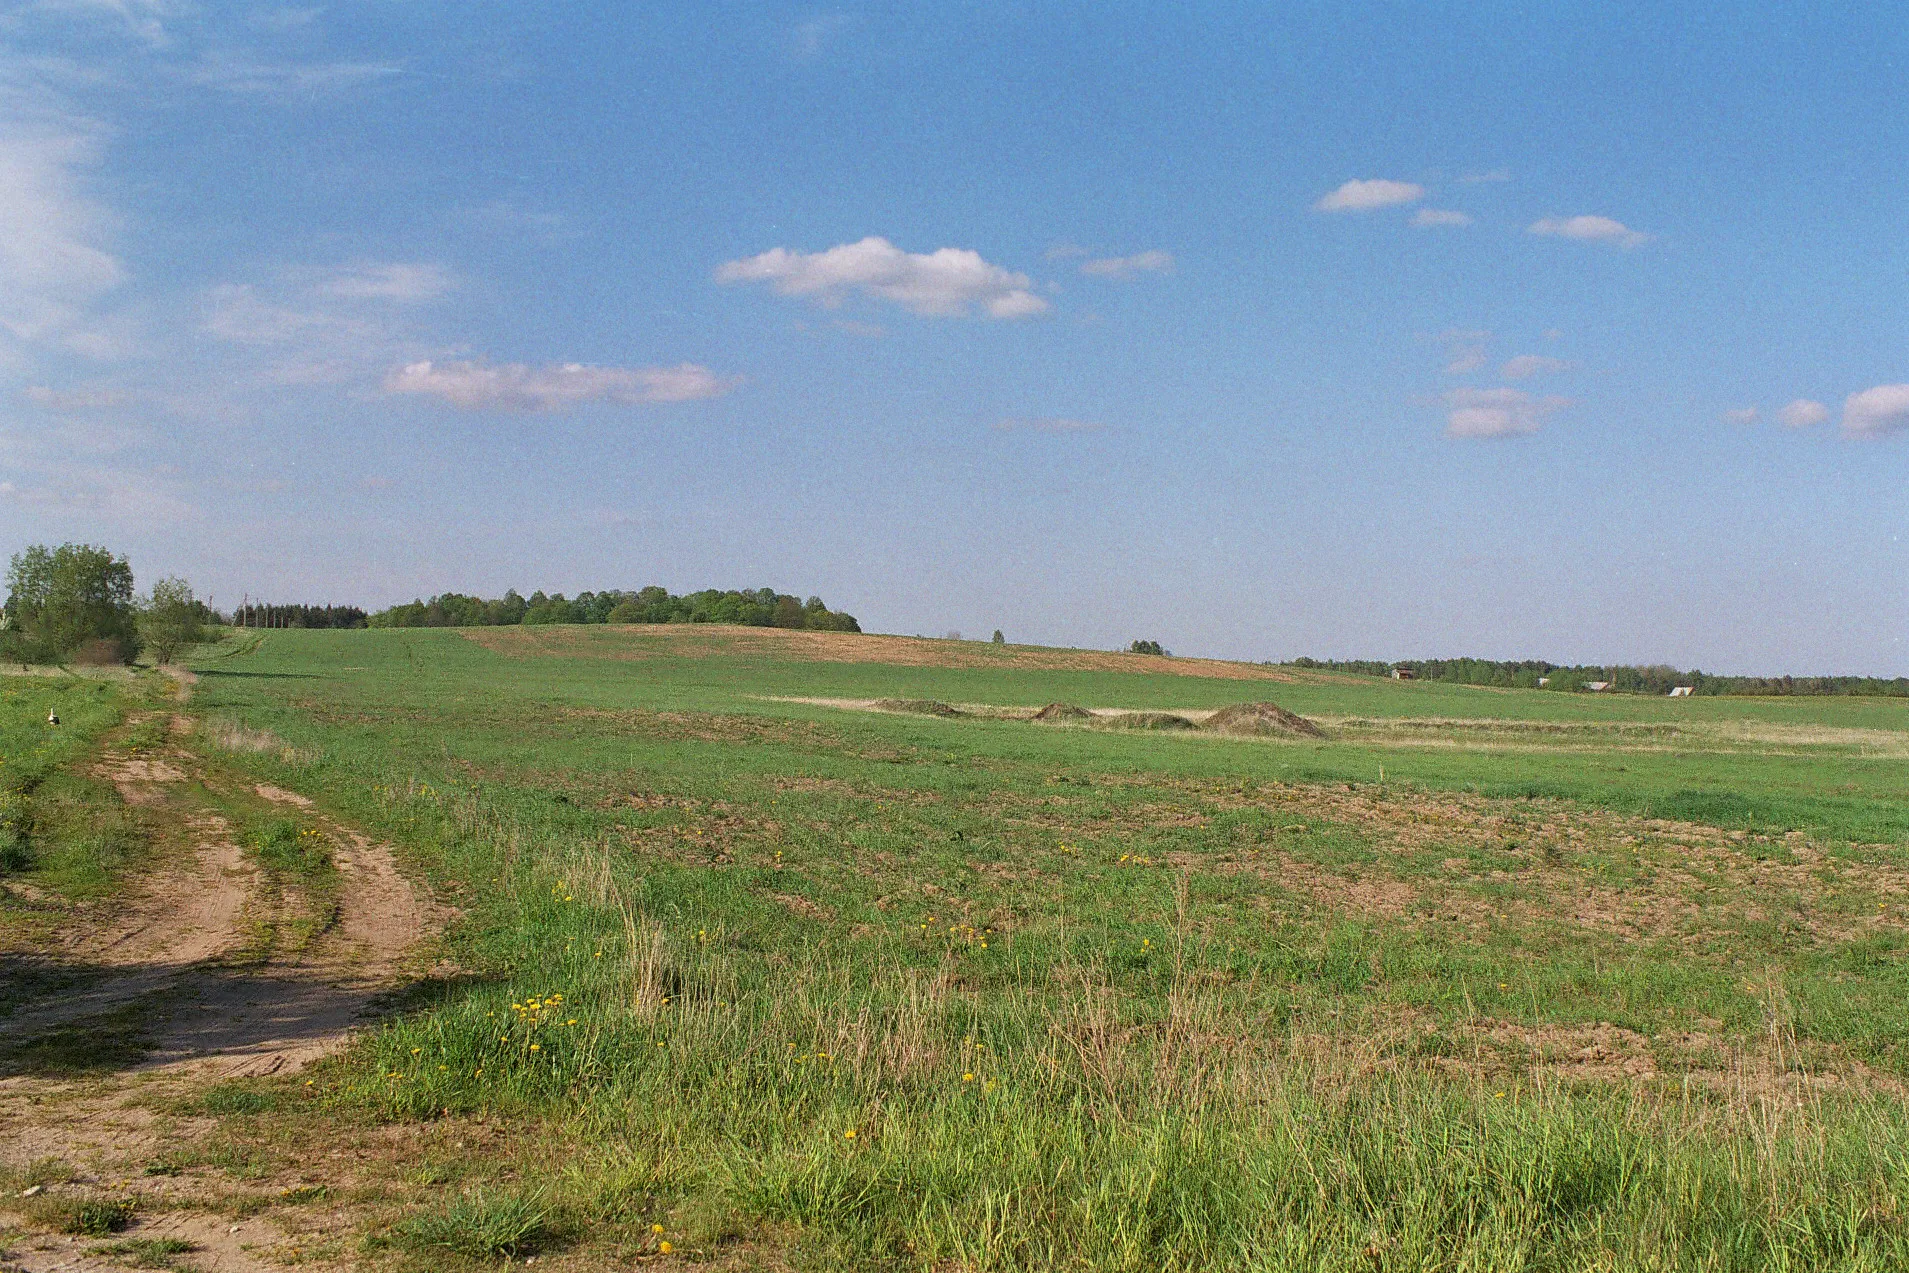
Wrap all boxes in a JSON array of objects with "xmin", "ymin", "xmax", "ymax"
[
  {"xmin": 25, "ymin": 1192, "xmax": 135, "ymax": 1235},
  {"xmin": 246, "ymin": 818, "xmax": 332, "ymax": 879},
  {"xmin": 390, "ymin": 1188, "xmax": 551, "ymax": 1260},
  {"xmin": 88, "ymin": 1237, "xmax": 194, "ymax": 1268}
]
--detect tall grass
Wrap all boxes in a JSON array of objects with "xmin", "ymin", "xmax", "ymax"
[{"xmin": 309, "ymin": 786, "xmax": 1909, "ymax": 1270}]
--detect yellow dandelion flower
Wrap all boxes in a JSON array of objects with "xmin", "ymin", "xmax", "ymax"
[
  {"xmin": 843, "ymin": 1129, "xmax": 856, "ymax": 1139},
  {"xmin": 659, "ymin": 1240, "xmax": 673, "ymax": 1254}
]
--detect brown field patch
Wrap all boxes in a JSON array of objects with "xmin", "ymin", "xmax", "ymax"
[{"xmin": 460, "ymin": 623, "xmax": 1297, "ymax": 680}]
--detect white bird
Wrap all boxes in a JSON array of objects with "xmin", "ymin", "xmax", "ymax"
[{"xmin": 47, "ymin": 710, "xmax": 60, "ymax": 725}]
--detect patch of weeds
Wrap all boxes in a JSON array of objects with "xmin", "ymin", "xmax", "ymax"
[
  {"xmin": 390, "ymin": 1188, "xmax": 551, "ymax": 1260},
  {"xmin": 188, "ymin": 1081, "xmax": 279, "ymax": 1116},
  {"xmin": 25, "ymin": 1192, "xmax": 135, "ymax": 1235},
  {"xmin": 248, "ymin": 819, "xmax": 334, "ymax": 879},
  {"xmin": 142, "ymin": 1156, "xmax": 183, "ymax": 1177},
  {"xmin": 88, "ymin": 1236, "xmax": 194, "ymax": 1268},
  {"xmin": 276, "ymin": 1184, "xmax": 328, "ymax": 1205},
  {"xmin": 14, "ymin": 1156, "xmax": 78, "ymax": 1188}
]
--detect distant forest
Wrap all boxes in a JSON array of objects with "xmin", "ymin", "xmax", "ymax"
[
  {"xmin": 363, "ymin": 587, "xmax": 859, "ymax": 632},
  {"xmin": 1291, "ymin": 657, "xmax": 1909, "ymax": 698}
]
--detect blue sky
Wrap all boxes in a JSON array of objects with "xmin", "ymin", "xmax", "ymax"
[{"xmin": 2, "ymin": 2, "xmax": 1905, "ymax": 672}]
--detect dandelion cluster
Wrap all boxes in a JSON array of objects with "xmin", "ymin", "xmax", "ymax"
[
  {"xmin": 1117, "ymin": 852, "xmax": 1157, "ymax": 866},
  {"xmin": 916, "ymin": 916, "xmax": 991, "ymax": 949}
]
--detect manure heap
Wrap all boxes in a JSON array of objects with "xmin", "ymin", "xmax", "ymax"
[{"xmin": 1203, "ymin": 701, "xmax": 1326, "ymax": 738}]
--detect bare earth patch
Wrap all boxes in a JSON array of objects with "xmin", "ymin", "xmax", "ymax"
[{"xmin": 462, "ymin": 622, "xmax": 1298, "ymax": 680}]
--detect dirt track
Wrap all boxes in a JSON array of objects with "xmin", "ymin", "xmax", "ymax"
[{"xmin": 0, "ymin": 715, "xmax": 448, "ymax": 1271}]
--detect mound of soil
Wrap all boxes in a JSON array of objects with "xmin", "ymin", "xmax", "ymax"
[
  {"xmin": 1097, "ymin": 712, "xmax": 1197, "ymax": 731},
  {"xmin": 871, "ymin": 698, "xmax": 966, "ymax": 717},
  {"xmin": 1203, "ymin": 701, "xmax": 1325, "ymax": 738},
  {"xmin": 1031, "ymin": 702, "xmax": 1096, "ymax": 722}
]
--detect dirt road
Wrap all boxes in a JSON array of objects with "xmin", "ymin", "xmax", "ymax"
[{"xmin": 0, "ymin": 715, "xmax": 449, "ymax": 1271}]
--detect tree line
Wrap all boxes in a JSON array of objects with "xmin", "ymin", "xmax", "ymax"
[
  {"xmin": 367, "ymin": 586, "xmax": 860, "ymax": 632},
  {"xmin": 1290, "ymin": 656, "xmax": 1909, "ymax": 697},
  {"xmin": 3, "ymin": 544, "xmax": 211, "ymax": 666}
]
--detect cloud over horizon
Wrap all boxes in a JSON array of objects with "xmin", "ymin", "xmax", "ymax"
[
  {"xmin": 1444, "ymin": 386, "xmax": 1571, "ymax": 438},
  {"xmin": 1528, "ymin": 215, "xmax": 1650, "ymax": 247},
  {"xmin": 1501, "ymin": 354, "xmax": 1573, "ymax": 380},
  {"xmin": 1843, "ymin": 385, "xmax": 1909, "ymax": 438},
  {"xmin": 1078, "ymin": 249, "xmax": 1173, "ymax": 278},
  {"xmin": 1776, "ymin": 399, "xmax": 1829, "ymax": 428},
  {"xmin": 385, "ymin": 359, "xmax": 737, "ymax": 411},
  {"xmin": 1314, "ymin": 179, "xmax": 1424, "ymax": 212},
  {"xmin": 715, "ymin": 237, "xmax": 1047, "ymax": 318}
]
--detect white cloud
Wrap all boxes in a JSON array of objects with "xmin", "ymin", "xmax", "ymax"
[
  {"xmin": 1078, "ymin": 249, "xmax": 1173, "ymax": 278},
  {"xmin": 1431, "ymin": 328, "xmax": 1489, "ymax": 375},
  {"xmin": 1723, "ymin": 407, "xmax": 1760, "ymax": 425},
  {"xmin": 1445, "ymin": 349, "xmax": 1487, "ymax": 374},
  {"xmin": 318, "ymin": 262, "xmax": 451, "ymax": 302},
  {"xmin": 1410, "ymin": 208, "xmax": 1472, "ymax": 228},
  {"xmin": 1842, "ymin": 385, "xmax": 1909, "ymax": 438},
  {"xmin": 1458, "ymin": 169, "xmax": 1512, "ymax": 184},
  {"xmin": 1527, "ymin": 215, "xmax": 1650, "ymax": 248},
  {"xmin": 1043, "ymin": 242, "xmax": 1089, "ymax": 261},
  {"xmin": 1501, "ymin": 354, "xmax": 1573, "ymax": 380},
  {"xmin": 1776, "ymin": 398, "xmax": 1828, "ymax": 429},
  {"xmin": 1314, "ymin": 179, "xmax": 1423, "ymax": 212},
  {"xmin": 384, "ymin": 359, "xmax": 737, "ymax": 411},
  {"xmin": 993, "ymin": 416, "xmax": 1103, "ymax": 432},
  {"xmin": 1443, "ymin": 387, "xmax": 1570, "ymax": 438},
  {"xmin": 715, "ymin": 237, "xmax": 1048, "ymax": 319}
]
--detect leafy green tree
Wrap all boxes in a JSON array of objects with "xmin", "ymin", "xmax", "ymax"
[
  {"xmin": 4, "ymin": 543, "xmax": 138, "ymax": 662},
  {"xmin": 992, "ymin": 630, "xmax": 1005, "ymax": 645},
  {"xmin": 138, "ymin": 577, "xmax": 208, "ymax": 664}
]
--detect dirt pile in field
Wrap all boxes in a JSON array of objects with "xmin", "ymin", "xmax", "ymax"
[
  {"xmin": 1032, "ymin": 702, "xmax": 1096, "ymax": 722},
  {"xmin": 1203, "ymin": 701, "xmax": 1326, "ymax": 738},
  {"xmin": 1098, "ymin": 712, "xmax": 1197, "ymax": 731},
  {"xmin": 872, "ymin": 698, "xmax": 966, "ymax": 717}
]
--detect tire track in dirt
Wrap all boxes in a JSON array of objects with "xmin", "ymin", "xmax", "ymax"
[{"xmin": 0, "ymin": 714, "xmax": 452, "ymax": 1272}]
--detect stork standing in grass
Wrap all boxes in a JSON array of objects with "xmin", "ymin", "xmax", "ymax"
[{"xmin": 47, "ymin": 709, "xmax": 59, "ymax": 726}]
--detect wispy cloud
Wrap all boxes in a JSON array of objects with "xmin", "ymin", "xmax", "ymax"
[
  {"xmin": 1443, "ymin": 386, "xmax": 1570, "ymax": 438},
  {"xmin": 1078, "ymin": 249, "xmax": 1173, "ymax": 279},
  {"xmin": 1501, "ymin": 354, "xmax": 1573, "ymax": 380},
  {"xmin": 186, "ymin": 52, "xmax": 403, "ymax": 98},
  {"xmin": 317, "ymin": 262, "xmax": 451, "ymax": 302},
  {"xmin": 384, "ymin": 359, "xmax": 738, "ymax": 411},
  {"xmin": 791, "ymin": 12, "xmax": 854, "ymax": 60},
  {"xmin": 1314, "ymin": 179, "xmax": 1423, "ymax": 212},
  {"xmin": 1458, "ymin": 169, "xmax": 1511, "ymax": 184},
  {"xmin": 1776, "ymin": 398, "xmax": 1828, "ymax": 428},
  {"xmin": 23, "ymin": 384, "xmax": 131, "ymax": 411},
  {"xmin": 1528, "ymin": 215, "xmax": 1650, "ymax": 248},
  {"xmin": 0, "ymin": 78, "xmax": 125, "ymax": 353},
  {"xmin": 1431, "ymin": 328, "xmax": 1489, "ymax": 375},
  {"xmin": 716, "ymin": 237, "xmax": 1047, "ymax": 319},
  {"xmin": 1843, "ymin": 385, "xmax": 1909, "ymax": 438},
  {"xmin": 993, "ymin": 416, "xmax": 1104, "ymax": 433},
  {"xmin": 1723, "ymin": 407, "xmax": 1760, "ymax": 425},
  {"xmin": 1410, "ymin": 208, "xmax": 1472, "ymax": 228}
]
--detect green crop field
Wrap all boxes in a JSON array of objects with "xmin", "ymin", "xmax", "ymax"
[{"xmin": 33, "ymin": 624, "xmax": 1909, "ymax": 1269}]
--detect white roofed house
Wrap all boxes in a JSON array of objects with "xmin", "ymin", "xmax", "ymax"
[
  {"xmin": 1669, "ymin": 686, "xmax": 1695, "ymax": 697},
  {"xmin": 1585, "ymin": 681, "xmax": 1611, "ymax": 692}
]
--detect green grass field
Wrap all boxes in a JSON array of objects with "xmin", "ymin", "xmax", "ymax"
[{"xmin": 156, "ymin": 627, "xmax": 1909, "ymax": 1267}]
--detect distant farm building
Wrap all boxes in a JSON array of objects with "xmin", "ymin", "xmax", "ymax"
[
  {"xmin": 1391, "ymin": 667, "xmax": 1415, "ymax": 680},
  {"xmin": 1585, "ymin": 681, "xmax": 1611, "ymax": 692},
  {"xmin": 1537, "ymin": 677, "xmax": 1550, "ymax": 686},
  {"xmin": 1668, "ymin": 685, "xmax": 1695, "ymax": 697}
]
